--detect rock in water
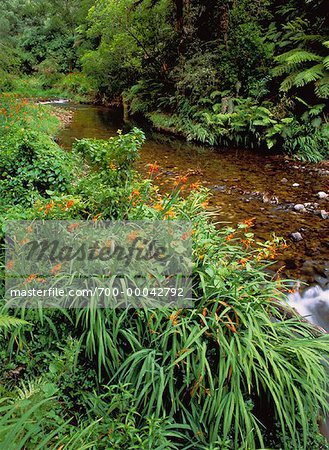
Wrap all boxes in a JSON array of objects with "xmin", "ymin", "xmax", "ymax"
[
  {"xmin": 292, "ymin": 183, "xmax": 300, "ymax": 187},
  {"xmin": 291, "ymin": 232, "xmax": 303, "ymax": 242},
  {"xmin": 294, "ymin": 204, "xmax": 306, "ymax": 212},
  {"xmin": 320, "ymin": 210, "xmax": 328, "ymax": 219},
  {"xmin": 317, "ymin": 191, "xmax": 328, "ymax": 199}
]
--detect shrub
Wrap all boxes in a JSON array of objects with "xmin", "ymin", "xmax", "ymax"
[
  {"xmin": 0, "ymin": 129, "xmax": 74, "ymax": 206},
  {"xmin": 56, "ymin": 72, "xmax": 96, "ymax": 101}
]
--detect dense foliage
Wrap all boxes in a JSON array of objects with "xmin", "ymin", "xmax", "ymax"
[
  {"xmin": 0, "ymin": 1, "xmax": 329, "ymax": 448},
  {"xmin": 0, "ymin": 0, "xmax": 328, "ymax": 159},
  {"xmin": 1, "ymin": 94, "xmax": 329, "ymax": 449}
]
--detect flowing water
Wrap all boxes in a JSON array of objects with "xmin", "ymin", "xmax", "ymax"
[{"xmin": 57, "ymin": 103, "xmax": 329, "ymax": 326}]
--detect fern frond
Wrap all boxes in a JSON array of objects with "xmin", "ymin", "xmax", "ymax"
[
  {"xmin": 294, "ymin": 64, "xmax": 324, "ymax": 88},
  {"xmin": 323, "ymin": 56, "xmax": 329, "ymax": 70},
  {"xmin": 286, "ymin": 50, "xmax": 322, "ymax": 65},
  {"xmin": 298, "ymin": 34, "xmax": 327, "ymax": 43},
  {"xmin": 323, "ymin": 40, "xmax": 329, "ymax": 49},
  {"xmin": 0, "ymin": 315, "xmax": 29, "ymax": 330},
  {"xmin": 272, "ymin": 64, "xmax": 289, "ymax": 77},
  {"xmin": 280, "ymin": 72, "xmax": 299, "ymax": 92},
  {"xmin": 315, "ymin": 76, "xmax": 329, "ymax": 99},
  {"xmin": 276, "ymin": 49, "xmax": 322, "ymax": 66}
]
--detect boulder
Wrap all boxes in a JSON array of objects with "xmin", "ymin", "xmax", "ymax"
[
  {"xmin": 294, "ymin": 204, "xmax": 306, "ymax": 212},
  {"xmin": 291, "ymin": 232, "xmax": 303, "ymax": 242}
]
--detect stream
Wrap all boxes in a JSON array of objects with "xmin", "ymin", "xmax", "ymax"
[{"xmin": 57, "ymin": 103, "xmax": 329, "ymax": 328}]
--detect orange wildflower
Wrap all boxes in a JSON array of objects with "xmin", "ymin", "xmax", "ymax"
[
  {"xmin": 190, "ymin": 182, "xmax": 201, "ymax": 190},
  {"xmin": 153, "ymin": 203, "xmax": 164, "ymax": 211},
  {"xmin": 92, "ymin": 214, "xmax": 102, "ymax": 223},
  {"xmin": 170, "ymin": 310, "xmax": 182, "ymax": 326},
  {"xmin": 242, "ymin": 218, "xmax": 256, "ymax": 228},
  {"xmin": 25, "ymin": 274, "xmax": 38, "ymax": 284},
  {"xmin": 6, "ymin": 260, "xmax": 14, "ymax": 270},
  {"xmin": 226, "ymin": 233, "xmax": 234, "ymax": 242},
  {"xmin": 50, "ymin": 263, "xmax": 62, "ymax": 275},
  {"xmin": 148, "ymin": 162, "xmax": 160, "ymax": 176},
  {"xmin": 238, "ymin": 258, "xmax": 248, "ymax": 267},
  {"xmin": 131, "ymin": 189, "xmax": 140, "ymax": 197},
  {"xmin": 66, "ymin": 200, "xmax": 75, "ymax": 209},
  {"xmin": 67, "ymin": 223, "xmax": 79, "ymax": 232},
  {"xmin": 241, "ymin": 239, "xmax": 252, "ymax": 248},
  {"xmin": 164, "ymin": 209, "xmax": 176, "ymax": 218},
  {"xmin": 127, "ymin": 230, "xmax": 139, "ymax": 242},
  {"xmin": 44, "ymin": 201, "xmax": 54, "ymax": 215},
  {"xmin": 174, "ymin": 175, "xmax": 188, "ymax": 186},
  {"xmin": 181, "ymin": 231, "xmax": 191, "ymax": 240}
]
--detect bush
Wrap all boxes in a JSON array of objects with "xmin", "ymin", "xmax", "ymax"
[
  {"xmin": 56, "ymin": 72, "xmax": 96, "ymax": 101},
  {"xmin": 0, "ymin": 129, "xmax": 74, "ymax": 206}
]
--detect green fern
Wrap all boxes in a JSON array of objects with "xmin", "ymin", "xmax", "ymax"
[
  {"xmin": 294, "ymin": 64, "xmax": 325, "ymax": 87},
  {"xmin": 273, "ymin": 24, "xmax": 329, "ymax": 98},
  {"xmin": 0, "ymin": 315, "xmax": 28, "ymax": 330}
]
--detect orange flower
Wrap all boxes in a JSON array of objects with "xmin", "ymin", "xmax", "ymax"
[
  {"xmin": 131, "ymin": 189, "xmax": 140, "ymax": 197},
  {"xmin": 170, "ymin": 310, "xmax": 182, "ymax": 326},
  {"xmin": 241, "ymin": 239, "xmax": 252, "ymax": 248},
  {"xmin": 44, "ymin": 201, "xmax": 54, "ymax": 215},
  {"xmin": 226, "ymin": 233, "xmax": 234, "ymax": 242},
  {"xmin": 181, "ymin": 231, "xmax": 191, "ymax": 240},
  {"xmin": 148, "ymin": 163, "xmax": 160, "ymax": 176},
  {"xmin": 199, "ymin": 254, "xmax": 205, "ymax": 261},
  {"xmin": 238, "ymin": 258, "xmax": 248, "ymax": 267},
  {"xmin": 153, "ymin": 203, "xmax": 164, "ymax": 211},
  {"xmin": 66, "ymin": 200, "xmax": 75, "ymax": 209},
  {"xmin": 174, "ymin": 175, "xmax": 188, "ymax": 186},
  {"xmin": 242, "ymin": 218, "xmax": 256, "ymax": 228},
  {"xmin": 25, "ymin": 274, "xmax": 38, "ymax": 284},
  {"xmin": 164, "ymin": 209, "xmax": 176, "ymax": 219},
  {"xmin": 92, "ymin": 214, "xmax": 102, "ymax": 223},
  {"xmin": 6, "ymin": 260, "xmax": 14, "ymax": 270},
  {"xmin": 127, "ymin": 230, "xmax": 139, "ymax": 242},
  {"xmin": 67, "ymin": 223, "xmax": 79, "ymax": 232},
  {"xmin": 50, "ymin": 263, "xmax": 62, "ymax": 275},
  {"xmin": 190, "ymin": 182, "xmax": 201, "ymax": 190}
]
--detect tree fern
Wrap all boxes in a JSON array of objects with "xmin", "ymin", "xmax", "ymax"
[
  {"xmin": 273, "ymin": 21, "xmax": 329, "ymax": 98},
  {"xmin": 294, "ymin": 63, "xmax": 325, "ymax": 87},
  {"xmin": 275, "ymin": 48, "xmax": 322, "ymax": 67}
]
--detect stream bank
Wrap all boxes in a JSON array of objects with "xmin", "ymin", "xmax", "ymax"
[{"xmin": 57, "ymin": 102, "xmax": 329, "ymax": 286}]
